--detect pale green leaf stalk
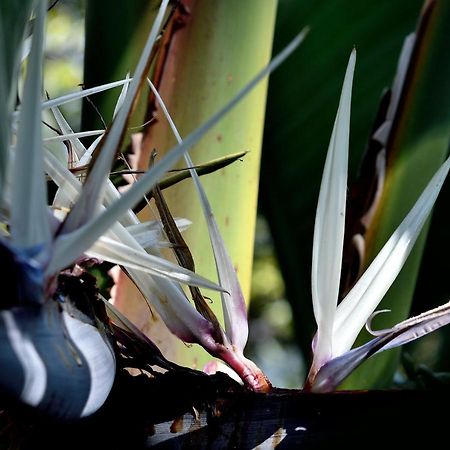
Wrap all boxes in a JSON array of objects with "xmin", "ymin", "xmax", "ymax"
[
  {"xmin": 341, "ymin": 0, "xmax": 450, "ymax": 389},
  {"xmin": 110, "ymin": 0, "xmax": 278, "ymax": 369}
]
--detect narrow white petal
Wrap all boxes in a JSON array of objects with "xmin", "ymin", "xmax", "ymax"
[
  {"xmin": 39, "ymin": 78, "xmax": 132, "ymax": 111},
  {"xmin": 112, "ymin": 72, "xmax": 130, "ymax": 119},
  {"xmin": 333, "ymin": 156, "xmax": 450, "ymax": 357},
  {"xmin": 125, "ymin": 224, "xmax": 166, "ymax": 249},
  {"xmin": 45, "ymin": 148, "xmax": 81, "ymax": 202},
  {"xmin": 310, "ymin": 50, "xmax": 356, "ymax": 366},
  {"xmin": 147, "ymin": 80, "xmax": 249, "ymax": 350},
  {"xmin": 43, "ymin": 129, "xmax": 104, "ymax": 143},
  {"xmin": 387, "ymin": 34, "xmax": 415, "ymax": 123},
  {"xmin": 371, "ymin": 301, "xmax": 450, "ymax": 351},
  {"xmin": 312, "ymin": 300, "xmax": 450, "ymax": 392},
  {"xmin": 10, "ymin": 0, "xmax": 50, "ymax": 250},
  {"xmin": 77, "ymin": 134, "xmax": 103, "ymax": 167},
  {"xmin": 50, "ymin": 105, "xmax": 87, "ymax": 160},
  {"xmin": 87, "ymin": 235, "xmax": 225, "ymax": 292}
]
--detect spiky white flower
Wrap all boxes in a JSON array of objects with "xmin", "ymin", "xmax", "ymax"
[{"xmin": 306, "ymin": 49, "xmax": 450, "ymax": 391}]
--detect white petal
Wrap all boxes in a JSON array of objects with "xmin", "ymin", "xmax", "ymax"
[
  {"xmin": 50, "ymin": 105, "xmax": 86, "ymax": 160},
  {"xmin": 372, "ymin": 33, "xmax": 415, "ymax": 147},
  {"xmin": 372, "ymin": 301, "xmax": 450, "ymax": 351},
  {"xmin": 77, "ymin": 134, "xmax": 103, "ymax": 167},
  {"xmin": 310, "ymin": 50, "xmax": 356, "ymax": 366},
  {"xmin": 87, "ymin": 235, "xmax": 225, "ymax": 292},
  {"xmin": 43, "ymin": 129, "xmax": 104, "ymax": 143},
  {"xmin": 40, "ymin": 78, "xmax": 132, "ymax": 111},
  {"xmin": 312, "ymin": 300, "xmax": 450, "ymax": 392},
  {"xmin": 112, "ymin": 72, "xmax": 130, "ymax": 119},
  {"xmin": 333, "ymin": 156, "xmax": 450, "ymax": 357}
]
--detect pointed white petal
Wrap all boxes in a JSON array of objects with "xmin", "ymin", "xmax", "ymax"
[
  {"xmin": 147, "ymin": 80, "xmax": 249, "ymax": 351},
  {"xmin": 48, "ymin": 29, "xmax": 307, "ymax": 272},
  {"xmin": 77, "ymin": 134, "xmax": 103, "ymax": 167},
  {"xmin": 87, "ymin": 235, "xmax": 226, "ymax": 292},
  {"xmin": 125, "ymin": 222, "xmax": 166, "ymax": 248},
  {"xmin": 20, "ymin": 36, "xmax": 32, "ymax": 63},
  {"xmin": 310, "ymin": 50, "xmax": 356, "ymax": 366},
  {"xmin": 43, "ymin": 129, "xmax": 105, "ymax": 143},
  {"xmin": 44, "ymin": 148, "xmax": 81, "ymax": 201},
  {"xmin": 40, "ymin": 78, "xmax": 132, "ymax": 111},
  {"xmin": 10, "ymin": 0, "xmax": 50, "ymax": 250},
  {"xmin": 112, "ymin": 72, "xmax": 130, "ymax": 119},
  {"xmin": 312, "ymin": 300, "xmax": 450, "ymax": 392},
  {"xmin": 370, "ymin": 301, "xmax": 450, "ymax": 351},
  {"xmin": 50, "ymin": 105, "xmax": 86, "ymax": 160},
  {"xmin": 333, "ymin": 156, "xmax": 450, "ymax": 357}
]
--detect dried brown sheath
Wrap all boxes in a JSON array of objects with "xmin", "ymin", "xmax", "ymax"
[{"xmin": 150, "ymin": 152, "xmax": 223, "ymax": 343}]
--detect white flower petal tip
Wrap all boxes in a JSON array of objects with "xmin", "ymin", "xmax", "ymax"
[
  {"xmin": 365, "ymin": 309, "xmax": 392, "ymax": 336},
  {"xmin": 39, "ymin": 78, "xmax": 133, "ymax": 112},
  {"xmin": 310, "ymin": 49, "xmax": 356, "ymax": 366}
]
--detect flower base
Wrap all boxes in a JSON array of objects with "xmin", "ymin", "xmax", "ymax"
[{"xmin": 1, "ymin": 370, "xmax": 447, "ymax": 449}]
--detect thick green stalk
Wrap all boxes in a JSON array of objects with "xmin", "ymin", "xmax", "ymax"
[{"xmin": 137, "ymin": 0, "xmax": 277, "ymax": 369}]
